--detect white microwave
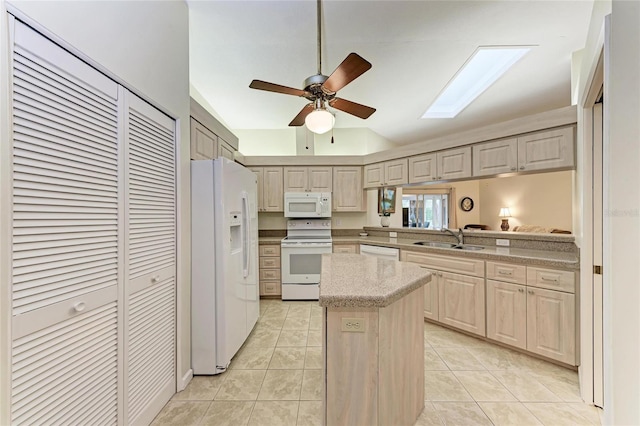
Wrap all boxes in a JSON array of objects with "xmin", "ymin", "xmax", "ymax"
[{"xmin": 284, "ymin": 192, "xmax": 332, "ymax": 218}]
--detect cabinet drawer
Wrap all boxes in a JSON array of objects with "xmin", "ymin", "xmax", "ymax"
[
  {"xmin": 527, "ymin": 267, "xmax": 575, "ymax": 293},
  {"xmin": 486, "ymin": 261, "xmax": 526, "ymax": 284},
  {"xmin": 261, "ymin": 280, "xmax": 281, "ymax": 296},
  {"xmin": 259, "ymin": 245, "xmax": 281, "ymax": 257},
  {"xmin": 259, "ymin": 257, "xmax": 280, "ymax": 269},
  {"xmin": 260, "ymin": 269, "xmax": 281, "ymax": 281},
  {"xmin": 333, "ymin": 244, "xmax": 358, "ymax": 254},
  {"xmin": 401, "ymin": 250, "xmax": 484, "ymax": 277}
]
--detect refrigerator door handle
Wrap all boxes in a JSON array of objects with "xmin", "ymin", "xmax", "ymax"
[{"xmin": 242, "ymin": 191, "xmax": 250, "ymax": 278}]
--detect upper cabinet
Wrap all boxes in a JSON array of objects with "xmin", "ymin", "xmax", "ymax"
[
  {"xmin": 218, "ymin": 136, "xmax": 235, "ymax": 161},
  {"xmin": 190, "ymin": 118, "xmax": 217, "ymax": 160},
  {"xmin": 473, "ymin": 127, "xmax": 574, "ymax": 177},
  {"xmin": 364, "ymin": 159, "xmax": 408, "ymax": 188},
  {"xmin": 409, "ymin": 147, "xmax": 472, "ymax": 183},
  {"xmin": 250, "ymin": 167, "xmax": 284, "ymax": 212},
  {"xmin": 333, "ymin": 166, "xmax": 365, "ymax": 212},
  {"xmin": 284, "ymin": 166, "xmax": 332, "ymax": 192}
]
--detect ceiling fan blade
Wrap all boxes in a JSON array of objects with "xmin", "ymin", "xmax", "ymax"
[
  {"xmin": 322, "ymin": 53, "xmax": 372, "ymax": 93},
  {"xmin": 329, "ymin": 98, "xmax": 376, "ymax": 119},
  {"xmin": 289, "ymin": 104, "xmax": 314, "ymax": 126},
  {"xmin": 249, "ymin": 80, "xmax": 310, "ymax": 97}
]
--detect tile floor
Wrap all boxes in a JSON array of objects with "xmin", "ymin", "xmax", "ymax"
[{"xmin": 152, "ymin": 299, "xmax": 602, "ymax": 426}]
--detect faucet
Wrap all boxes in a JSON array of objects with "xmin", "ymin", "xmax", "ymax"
[{"xmin": 441, "ymin": 228, "xmax": 464, "ymax": 246}]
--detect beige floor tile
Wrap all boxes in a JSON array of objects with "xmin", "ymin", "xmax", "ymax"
[
  {"xmin": 478, "ymin": 402, "xmax": 543, "ymax": 425},
  {"xmin": 566, "ymin": 402, "xmax": 603, "ymax": 425},
  {"xmin": 244, "ymin": 327, "xmax": 281, "ymax": 348},
  {"xmin": 424, "ymin": 348, "xmax": 449, "ymax": 371},
  {"xmin": 200, "ymin": 401, "xmax": 255, "ymax": 426},
  {"xmin": 490, "ymin": 370, "xmax": 562, "ymax": 402},
  {"xmin": 304, "ymin": 346, "xmax": 322, "ymax": 369},
  {"xmin": 230, "ymin": 346, "xmax": 275, "ymax": 370},
  {"xmin": 453, "ymin": 371, "xmax": 516, "ymax": 402},
  {"xmin": 151, "ymin": 401, "xmax": 210, "ymax": 426},
  {"xmin": 424, "ymin": 371, "xmax": 473, "ymax": 402},
  {"xmin": 269, "ymin": 347, "xmax": 307, "ymax": 369},
  {"xmin": 415, "ymin": 401, "xmax": 443, "ymax": 425},
  {"xmin": 277, "ymin": 330, "xmax": 309, "ymax": 347},
  {"xmin": 257, "ymin": 369, "xmax": 304, "ymax": 400},
  {"xmin": 306, "ymin": 329, "xmax": 322, "ymax": 346},
  {"xmin": 524, "ymin": 402, "xmax": 601, "ymax": 426},
  {"xmin": 434, "ymin": 347, "xmax": 486, "ymax": 370},
  {"xmin": 431, "ymin": 402, "xmax": 493, "ymax": 425},
  {"xmin": 466, "ymin": 345, "xmax": 524, "ymax": 370},
  {"xmin": 308, "ymin": 315, "xmax": 323, "ymax": 330},
  {"xmin": 426, "ymin": 329, "xmax": 488, "ymax": 348},
  {"xmin": 297, "ymin": 401, "xmax": 322, "ymax": 426},
  {"xmin": 215, "ymin": 370, "xmax": 267, "ymax": 400},
  {"xmin": 527, "ymin": 366, "xmax": 581, "ymax": 402},
  {"xmin": 172, "ymin": 376, "xmax": 226, "ymax": 401},
  {"xmin": 300, "ymin": 369, "xmax": 323, "ymax": 400},
  {"xmin": 286, "ymin": 306, "xmax": 312, "ymax": 319},
  {"xmin": 282, "ymin": 316, "xmax": 310, "ymax": 330},
  {"xmin": 257, "ymin": 315, "xmax": 286, "ymax": 329},
  {"xmin": 248, "ymin": 401, "xmax": 299, "ymax": 426}
]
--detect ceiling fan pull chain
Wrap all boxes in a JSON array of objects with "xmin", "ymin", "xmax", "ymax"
[
  {"xmin": 331, "ymin": 126, "xmax": 334, "ymax": 144},
  {"xmin": 306, "ymin": 127, "xmax": 310, "ymax": 149}
]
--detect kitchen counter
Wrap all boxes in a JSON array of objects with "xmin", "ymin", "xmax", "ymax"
[
  {"xmin": 258, "ymin": 236, "xmax": 283, "ymax": 244},
  {"xmin": 318, "ymin": 253, "xmax": 432, "ymax": 308}
]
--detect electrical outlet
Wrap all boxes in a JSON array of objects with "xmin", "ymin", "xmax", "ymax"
[
  {"xmin": 496, "ymin": 239, "xmax": 510, "ymax": 247},
  {"xmin": 341, "ymin": 318, "xmax": 366, "ymax": 333},
  {"xmin": 335, "ymin": 218, "xmax": 342, "ymax": 226},
  {"xmin": 389, "ymin": 231, "xmax": 398, "ymax": 238}
]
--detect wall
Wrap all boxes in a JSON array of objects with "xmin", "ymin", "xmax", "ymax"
[
  {"xmin": 258, "ymin": 211, "xmax": 368, "ymax": 231},
  {"xmin": 236, "ymin": 129, "xmax": 297, "ymax": 156},
  {"xmin": 0, "ymin": 2, "xmax": 192, "ymax": 415},
  {"xmin": 479, "ymin": 171, "xmax": 574, "ymax": 232}
]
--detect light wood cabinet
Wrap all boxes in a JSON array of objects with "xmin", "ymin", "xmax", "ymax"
[
  {"xmin": 408, "ymin": 147, "xmax": 471, "ymax": 183},
  {"xmin": 527, "ymin": 287, "xmax": 575, "ymax": 364},
  {"xmin": 423, "ymin": 273, "xmax": 439, "ymax": 321},
  {"xmin": 408, "ymin": 153, "xmax": 437, "ymax": 183},
  {"xmin": 438, "ymin": 271, "xmax": 485, "ymax": 336},
  {"xmin": 486, "ymin": 280, "xmax": 527, "ymax": 349},
  {"xmin": 486, "ymin": 261, "xmax": 526, "ymax": 285},
  {"xmin": 259, "ymin": 244, "xmax": 281, "ymax": 297},
  {"xmin": 190, "ymin": 118, "xmax": 217, "ymax": 160},
  {"xmin": 527, "ymin": 266, "xmax": 575, "ymax": 293},
  {"xmin": 283, "ymin": 166, "xmax": 332, "ymax": 192},
  {"xmin": 218, "ymin": 137, "xmax": 235, "ymax": 161},
  {"xmin": 250, "ymin": 167, "xmax": 284, "ymax": 212},
  {"xmin": 333, "ymin": 243, "xmax": 359, "ymax": 254},
  {"xmin": 473, "ymin": 127, "xmax": 574, "ymax": 177},
  {"xmin": 332, "ymin": 166, "xmax": 365, "ymax": 212},
  {"xmin": 364, "ymin": 159, "xmax": 408, "ymax": 188}
]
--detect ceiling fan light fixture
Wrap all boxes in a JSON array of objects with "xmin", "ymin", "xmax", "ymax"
[{"xmin": 305, "ymin": 108, "xmax": 335, "ymax": 134}]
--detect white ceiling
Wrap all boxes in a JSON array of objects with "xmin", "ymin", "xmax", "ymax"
[{"xmin": 188, "ymin": 0, "xmax": 593, "ymax": 146}]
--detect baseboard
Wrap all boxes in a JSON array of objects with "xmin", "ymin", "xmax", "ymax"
[{"xmin": 178, "ymin": 368, "xmax": 193, "ymax": 392}]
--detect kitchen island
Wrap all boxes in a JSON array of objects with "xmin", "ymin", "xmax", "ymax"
[{"xmin": 319, "ymin": 253, "xmax": 432, "ymax": 426}]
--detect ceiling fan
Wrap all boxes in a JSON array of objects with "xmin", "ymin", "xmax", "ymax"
[{"xmin": 248, "ymin": 0, "xmax": 376, "ymax": 134}]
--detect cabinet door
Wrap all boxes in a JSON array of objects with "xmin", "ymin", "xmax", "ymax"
[
  {"xmin": 385, "ymin": 159, "xmax": 409, "ymax": 186},
  {"xmin": 308, "ymin": 167, "xmax": 333, "ymax": 192},
  {"xmin": 332, "ymin": 166, "xmax": 364, "ymax": 211},
  {"xmin": 436, "ymin": 146, "xmax": 472, "ymax": 180},
  {"xmin": 486, "ymin": 280, "xmax": 526, "ymax": 349},
  {"xmin": 263, "ymin": 167, "xmax": 284, "ymax": 211},
  {"xmin": 438, "ymin": 272, "xmax": 485, "ymax": 336},
  {"xmin": 472, "ymin": 138, "xmax": 518, "ymax": 177},
  {"xmin": 190, "ymin": 118, "xmax": 217, "ymax": 160},
  {"xmin": 363, "ymin": 163, "xmax": 385, "ymax": 188},
  {"xmin": 333, "ymin": 244, "xmax": 358, "ymax": 254},
  {"xmin": 283, "ymin": 167, "xmax": 308, "ymax": 192},
  {"xmin": 249, "ymin": 167, "xmax": 264, "ymax": 211},
  {"xmin": 408, "ymin": 153, "xmax": 437, "ymax": 183},
  {"xmin": 423, "ymin": 272, "xmax": 439, "ymax": 321},
  {"xmin": 526, "ymin": 287, "xmax": 575, "ymax": 364},
  {"xmin": 218, "ymin": 138, "xmax": 235, "ymax": 161},
  {"xmin": 517, "ymin": 127, "xmax": 575, "ymax": 172}
]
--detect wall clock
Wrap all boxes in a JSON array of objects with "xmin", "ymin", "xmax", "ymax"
[{"xmin": 460, "ymin": 196, "xmax": 474, "ymax": 212}]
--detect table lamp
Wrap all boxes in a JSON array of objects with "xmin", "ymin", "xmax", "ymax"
[{"xmin": 499, "ymin": 207, "xmax": 512, "ymax": 231}]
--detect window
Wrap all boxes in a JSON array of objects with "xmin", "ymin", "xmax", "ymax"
[{"xmin": 402, "ymin": 191, "xmax": 449, "ymax": 230}]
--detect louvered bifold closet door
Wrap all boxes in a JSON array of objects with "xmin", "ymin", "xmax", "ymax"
[
  {"xmin": 125, "ymin": 93, "xmax": 176, "ymax": 426},
  {"xmin": 10, "ymin": 20, "xmax": 119, "ymax": 425}
]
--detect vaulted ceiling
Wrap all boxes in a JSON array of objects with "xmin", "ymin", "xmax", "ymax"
[{"xmin": 188, "ymin": 0, "xmax": 593, "ymax": 146}]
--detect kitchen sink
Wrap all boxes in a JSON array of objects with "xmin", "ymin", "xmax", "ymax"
[{"xmin": 413, "ymin": 241, "xmax": 485, "ymax": 251}]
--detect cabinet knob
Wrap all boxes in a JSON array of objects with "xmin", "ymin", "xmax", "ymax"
[
  {"xmin": 73, "ymin": 302, "xmax": 86, "ymax": 313},
  {"xmin": 518, "ymin": 288, "xmax": 524, "ymax": 293},
  {"xmin": 511, "ymin": 167, "xmax": 516, "ymax": 171},
  {"xmin": 528, "ymin": 290, "xmax": 534, "ymax": 295},
  {"xmin": 151, "ymin": 275, "xmax": 161, "ymax": 283},
  {"xmin": 520, "ymin": 166, "xmax": 525, "ymax": 170}
]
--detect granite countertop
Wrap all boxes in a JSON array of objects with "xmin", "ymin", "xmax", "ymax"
[
  {"xmin": 258, "ymin": 236, "xmax": 284, "ymax": 244},
  {"xmin": 331, "ymin": 236, "xmax": 579, "ymax": 270},
  {"xmin": 318, "ymin": 253, "xmax": 432, "ymax": 308}
]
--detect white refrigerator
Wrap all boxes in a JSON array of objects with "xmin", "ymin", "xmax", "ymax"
[{"xmin": 191, "ymin": 158, "xmax": 259, "ymax": 375}]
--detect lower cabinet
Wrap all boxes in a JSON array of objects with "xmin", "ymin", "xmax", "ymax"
[
  {"xmin": 486, "ymin": 280, "xmax": 527, "ymax": 350},
  {"xmin": 423, "ymin": 276, "xmax": 439, "ymax": 321},
  {"xmin": 438, "ymin": 272, "xmax": 485, "ymax": 336},
  {"xmin": 259, "ymin": 245, "xmax": 281, "ymax": 297},
  {"xmin": 333, "ymin": 243, "xmax": 359, "ymax": 254}
]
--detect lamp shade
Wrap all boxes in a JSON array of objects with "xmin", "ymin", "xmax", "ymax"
[
  {"xmin": 499, "ymin": 207, "xmax": 512, "ymax": 218},
  {"xmin": 305, "ymin": 109, "xmax": 335, "ymax": 134}
]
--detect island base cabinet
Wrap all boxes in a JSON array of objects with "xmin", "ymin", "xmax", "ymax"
[
  {"xmin": 438, "ymin": 272, "xmax": 485, "ymax": 336},
  {"xmin": 486, "ymin": 280, "xmax": 527, "ymax": 350},
  {"xmin": 324, "ymin": 287, "xmax": 424, "ymax": 426},
  {"xmin": 526, "ymin": 287, "xmax": 576, "ymax": 364},
  {"xmin": 423, "ymin": 276, "xmax": 439, "ymax": 321}
]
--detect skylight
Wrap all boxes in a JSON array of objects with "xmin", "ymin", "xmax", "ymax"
[{"xmin": 422, "ymin": 46, "xmax": 532, "ymax": 119}]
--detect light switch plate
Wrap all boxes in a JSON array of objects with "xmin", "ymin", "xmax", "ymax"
[
  {"xmin": 496, "ymin": 239, "xmax": 510, "ymax": 247},
  {"xmin": 341, "ymin": 318, "xmax": 366, "ymax": 332},
  {"xmin": 389, "ymin": 231, "xmax": 398, "ymax": 238}
]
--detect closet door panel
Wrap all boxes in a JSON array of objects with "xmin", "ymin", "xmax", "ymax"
[{"xmin": 12, "ymin": 21, "xmax": 120, "ymax": 317}]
